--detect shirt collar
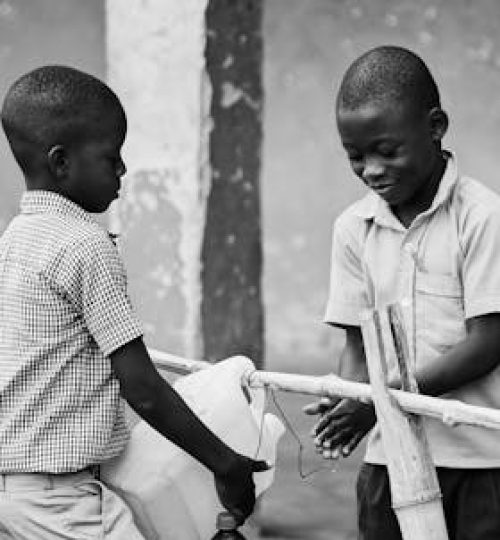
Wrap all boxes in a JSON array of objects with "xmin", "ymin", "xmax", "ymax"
[
  {"xmin": 20, "ymin": 190, "xmax": 97, "ymax": 226},
  {"xmin": 352, "ymin": 150, "xmax": 459, "ymax": 228}
]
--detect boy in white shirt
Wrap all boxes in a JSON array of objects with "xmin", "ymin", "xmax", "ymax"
[{"xmin": 306, "ymin": 45, "xmax": 500, "ymax": 539}]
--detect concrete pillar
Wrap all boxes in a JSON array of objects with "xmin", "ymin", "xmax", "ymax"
[{"xmin": 105, "ymin": 0, "xmax": 264, "ymax": 367}]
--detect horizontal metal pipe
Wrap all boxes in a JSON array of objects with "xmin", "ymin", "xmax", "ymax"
[{"xmin": 149, "ymin": 348, "xmax": 500, "ymax": 432}]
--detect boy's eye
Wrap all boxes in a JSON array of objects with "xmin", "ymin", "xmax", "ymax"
[
  {"xmin": 346, "ymin": 151, "xmax": 362, "ymax": 162},
  {"xmin": 377, "ymin": 145, "xmax": 398, "ymax": 158}
]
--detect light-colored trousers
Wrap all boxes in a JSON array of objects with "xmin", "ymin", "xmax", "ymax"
[{"xmin": 0, "ymin": 470, "xmax": 145, "ymax": 539}]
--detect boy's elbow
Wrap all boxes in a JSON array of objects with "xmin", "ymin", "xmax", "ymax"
[
  {"xmin": 127, "ymin": 394, "xmax": 157, "ymax": 416},
  {"xmin": 118, "ymin": 372, "xmax": 162, "ymax": 416},
  {"xmin": 109, "ymin": 339, "xmax": 165, "ymax": 415}
]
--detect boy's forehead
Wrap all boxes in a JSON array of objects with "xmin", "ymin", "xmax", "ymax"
[
  {"xmin": 336, "ymin": 99, "xmax": 423, "ymax": 144},
  {"xmin": 63, "ymin": 107, "xmax": 126, "ymax": 148},
  {"xmin": 337, "ymin": 98, "xmax": 419, "ymax": 127},
  {"xmin": 86, "ymin": 104, "xmax": 126, "ymax": 131}
]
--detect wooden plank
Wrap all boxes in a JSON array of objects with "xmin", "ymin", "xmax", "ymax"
[
  {"xmin": 361, "ymin": 306, "xmax": 448, "ymax": 540},
  {"xmin": 148, "ymin": 348, "xmax": 500, "ymax": 432}
]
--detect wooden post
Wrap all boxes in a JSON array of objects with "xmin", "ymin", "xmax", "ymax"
[{"xmin": 360, "ymin": 305, "xmax": 448, "ymax": 540}]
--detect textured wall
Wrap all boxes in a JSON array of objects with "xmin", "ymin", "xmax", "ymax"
[
  {"xmin": 107, "ymin": 0, "xmax": 264, "ymax": 364},
  {"xmin": 263, "ymin": 0, "xmax": 500, "ymax": 373},
  {"xmin": 106, "ymin": 0, "xmax": 210, "ymax": 358}
]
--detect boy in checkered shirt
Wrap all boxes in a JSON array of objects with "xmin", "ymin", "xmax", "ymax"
[{"xmin": 0, "ymin": 65, "xmax": 267, "ymax": 539}]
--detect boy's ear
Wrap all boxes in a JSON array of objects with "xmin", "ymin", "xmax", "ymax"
[
  {"xmin": 47, "ymin": 145, "xmax": 69, "ymax": 180},
  {"xmin": 428, "ymin": 107, "xmax": 448, "ymax": 142}
]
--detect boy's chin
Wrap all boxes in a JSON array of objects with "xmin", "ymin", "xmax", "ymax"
[
  {"xmin": 86, "ymin": 200, "xmax": 114, "ymax": 214},
  {"xmin": 373, "ymin": 188, "xmax": 400, "ymax": 205}
]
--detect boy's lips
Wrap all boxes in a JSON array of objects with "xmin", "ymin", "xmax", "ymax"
[{"xmin": 370, "ymin": 183, "xmax": 394, "ymax": 194}]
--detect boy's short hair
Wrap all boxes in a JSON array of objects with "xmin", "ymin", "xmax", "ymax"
[
  {"xmin": 336, "ymin": 45, "xmax": 441, "ymax": 116},
  {"xmin": 1, "ymin": 65, "xmax": 124, "ymax": 173}
]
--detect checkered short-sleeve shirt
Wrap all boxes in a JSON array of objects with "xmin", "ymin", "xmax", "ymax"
[{"xmin": 0, "ymin": 191, "xmax": 143, "ymax": 473}]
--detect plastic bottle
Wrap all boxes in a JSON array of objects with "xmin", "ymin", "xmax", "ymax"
[{"xmin": 211, "ymin": 512, "xmax": 247, "ymax": 539}]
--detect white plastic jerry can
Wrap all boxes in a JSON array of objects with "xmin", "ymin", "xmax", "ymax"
[{"xmin": 101, "ymin": 355, "xmax": 285, "ymax": 540}]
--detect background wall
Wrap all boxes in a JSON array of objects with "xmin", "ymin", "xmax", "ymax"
[
  {"xmin": 0, "ymin": 0, "xmax": 105, "ymax": 231},
  {"xmin": 262, "ymin": 0, "xmax": 500, "ymax": 374},
  {"xmin": 0, "ymin": 2, "xmax": 499, "ymax": 372}
]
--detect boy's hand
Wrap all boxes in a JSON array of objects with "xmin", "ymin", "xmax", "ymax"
[
  {"xmin": 304, "ymin": 397, "xmax": 376, "ymax": 459},
  {"xmin": 214, "ymin": 455, "xmax": 269, "ymax": 524},
  {"xmin": 303, "ymin": 396, "xmax": 341, "ymax": 416}
]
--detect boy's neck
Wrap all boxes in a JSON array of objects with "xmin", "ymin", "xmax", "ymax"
[
  {"xmin": 391, "ymin": 154, "xmax": 447, "ymax": 229},
  {"xmin": 25, "ymin": 171, "xmax": 57, "ymax": 191}
]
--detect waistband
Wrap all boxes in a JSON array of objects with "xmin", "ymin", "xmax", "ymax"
[{"xmin": 0, "ymin": 466, "xmax": 100, "ymax": 492}]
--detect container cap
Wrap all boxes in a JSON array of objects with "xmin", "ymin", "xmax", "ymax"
[{"xmin": 216, "ymin": 511, "xmax": 239, "ymax": 530}]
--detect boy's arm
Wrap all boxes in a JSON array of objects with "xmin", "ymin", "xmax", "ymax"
[
  {"xmin": 109, "ymin": 337, "xmax": 268, "ymax": 523},
  {"xmin": 307, "ymin": 314, "xmax": 500, "ymax": 459},
  {"xmin": 411, "ymin": 313, "xmax": 500, "ymax": 396},
  {"xmin": 335, "ymin": 325, "xmax": 369, "ymax": 382}
]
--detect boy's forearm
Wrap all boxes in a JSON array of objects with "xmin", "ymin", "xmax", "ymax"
[
  {"xmin": 344, "ymin": 338, "xmax": 496, "ymax": 397},
  {"xmin": 336, "ymin": 325, "xmax": 369, "ymax": 383},
  {"xmin": 130, "ymin": 373, "xmax": 240, "ymax": 477},
  {"xmin": 415, "ymin": 335, "xmax": 500, "ymax": 396},
  {"xmin": 335, "ymin": 319, "xmax": 500, "ymax": 398},
  {"xmin": 110, "ymin": 338, "xmax": 240, "ymax": 478},
  {"xmin": 405, "ymin": 314, "xmax": 500, "ymax": 397}
]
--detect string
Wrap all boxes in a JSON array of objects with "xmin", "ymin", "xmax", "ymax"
[
  {"xmin": 267, "ymin": 386, "xmax": 336, "ymax": 479},
  {"xmin": 251, "ymin": 380, "xmax": 271, "ymax": 461}
]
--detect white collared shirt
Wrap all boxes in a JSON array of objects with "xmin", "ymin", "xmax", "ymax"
[
  {"xmin": 325, "ymin": 153, "xmax": 500, "ymax": 467},
  {"xmin": 0, "ymin": 191, "xmax": 143, "ymax": 473}
]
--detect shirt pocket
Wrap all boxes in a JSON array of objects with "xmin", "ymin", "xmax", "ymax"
[{"xmin": 415, "ymin": 270, "xmax": 465, "ymax": 353}]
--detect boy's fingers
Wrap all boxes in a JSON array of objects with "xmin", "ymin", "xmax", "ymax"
[
  {"xmin": 313, "ymin": 407, "xmax": 348, "ymax": 436},
  {"xmin": 319, "ymin": 426, "xmax": 352, "ymax": 448},
  {"xmin": 230, "ymin": 508, "xmax": 246, "ymax": 527},
  {"xmin": 303, "ymin": 397, "xmax": 334, "ymax": 415},
  {"xmin": 322, "ymin": 446, "xmax": 340, "ymax": 460},
  {"xmin": 322, "ymin": 448, "xmax": 333, "ymax": 459},
  {"xmin": 315, "ymin": 425, "xmax": 351, "ymax": 452},
  {"xmin": 252, "ymin": 459, "xmax": 271, "ymax": 473},
  {"xmin": 342, "ymin": 432, "xmax": 365, "ymax": 457},
  {"xmin": 312, "ymin": 412, "xmax": 334, "ymax": 435},
  {"xmin": 303, "ymin": 402, "xmax": 321, "ymax": 415}
]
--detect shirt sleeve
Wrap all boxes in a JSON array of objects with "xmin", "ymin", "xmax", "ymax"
[
  {"xmin": 324, "ymin": 216, "xmax": 370, "ymax": 327},
  {"xmin": 461, "ymin": 205, "xmax": 500, "ymax": 319},
  {"xmin": 62, "ymin": 233, "xmax": 144, "ymax": 356}
]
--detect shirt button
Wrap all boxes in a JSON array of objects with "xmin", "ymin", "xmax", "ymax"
[{"xmin": 404, "ymin": 243, "xmax": 416, "ymax": 255}]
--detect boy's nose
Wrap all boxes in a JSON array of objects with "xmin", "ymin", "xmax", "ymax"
[
  {"xmin": 117, "ymin": 159, "xmax": 126, "ymax": 177},
  {"xmin": 362, "ymin": 159, "xmax": 384, "ymax": 182}
]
